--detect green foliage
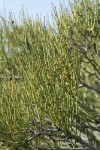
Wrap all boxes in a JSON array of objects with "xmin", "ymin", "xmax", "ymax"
[{"xmin": 0, "ymin": 0, "xmax": 100, "ymax": 149}]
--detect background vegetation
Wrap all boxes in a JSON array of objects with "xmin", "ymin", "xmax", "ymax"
[{"xmin": 0, "ymin": 0, "xmax": 100, "ymax": 149}]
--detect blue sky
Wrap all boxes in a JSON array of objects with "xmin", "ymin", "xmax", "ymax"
[{"xmin": 0, "ymin": 0, "xmax": 72, "ymax": 25}]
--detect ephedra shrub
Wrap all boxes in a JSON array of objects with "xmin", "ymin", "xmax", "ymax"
[{"xmin": 0, "ymin": 0, "xmax": 100, "ymax": 149}]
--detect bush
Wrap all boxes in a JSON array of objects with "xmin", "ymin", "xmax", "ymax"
[{"xmin": 0, "ymin": 0, "xmax": 100, "ymax": 149}]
